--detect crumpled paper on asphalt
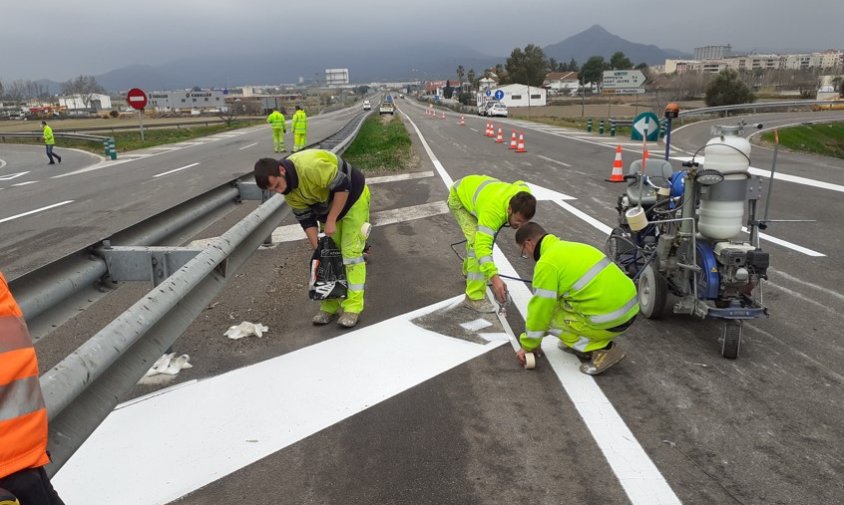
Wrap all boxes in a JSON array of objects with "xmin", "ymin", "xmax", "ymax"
[
  {"xmin": 224, "ymin": 321, "xmax": 269, "ymax": 340},
  {"xmin": 144, "ymin": 353, "xmax": 193, "ymax": 377}
]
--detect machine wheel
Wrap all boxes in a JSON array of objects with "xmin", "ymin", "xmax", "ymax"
[
  {"xmin": 637, "ymin": 263, "xmax": 667, "ymax": 319},
  {"xmin": 720, "ymin": 320, "xmax": 742, "ymax": 359}
]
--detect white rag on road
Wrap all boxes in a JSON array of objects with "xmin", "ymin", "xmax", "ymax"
[
  {"xmin": 144, "ymin": 353, "xmax": 193, "ymax": 377},
  {"xmin": 224, "ymin": 321, "xmax": 269, "ymax": 340}
]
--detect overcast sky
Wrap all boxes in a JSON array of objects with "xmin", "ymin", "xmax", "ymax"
[{"xmin": 2, "ymin": 0, "xmax": 842, "ymax": 81}]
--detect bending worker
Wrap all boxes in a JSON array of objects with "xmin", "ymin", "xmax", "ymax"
[
  {"xmin": 514, "ymin": 222, "xmax": 638, "ymax": 375},
  {"xmin": 0, "ymin": 272, "xmax": 65, "ymax": 504},
  {"xmin": 448, "ymin": 174, "xmax": 536, "ymax": 312},
  {"xmin": 254, "ymin": 150, "xmax": 370, "ymax": 328},
  {"xmin": 291, "ymin": 105, "xmax": 308, "ymax": 152},
  {"xmin": 266, "ymin": 107, "xmax": 287, "ymax": 153}
]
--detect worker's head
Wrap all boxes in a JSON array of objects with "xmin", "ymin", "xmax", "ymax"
[
  {"xmin": 254, "ymin": 157, "xmax": 288, "ymax": 194},
  {"xmin": 515, "ymin": 222, "xmax": 546, "ymax": 261},
  {"xmin": 295, "ymin": 105, "xmax": 302, "ymax": 111},
  {"xmin": 41, "ymin": 120, "xmax": 47, "ymax": 126},
  {"xmin": 507, "ymin": 192, "xmax": 536, "ymax": 229}
]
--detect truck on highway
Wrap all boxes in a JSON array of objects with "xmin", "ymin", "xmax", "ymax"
[{"xmin": 379, "ymin": 101, "xmax": 395, "ymax": 115}]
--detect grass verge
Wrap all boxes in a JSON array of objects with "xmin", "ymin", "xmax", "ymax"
[
  {"xmin": 1, "ymin": 120, "xmax": 261, "ymax": 155},
  {"xmin": 761, "ymin": 122, "xmax": 844, "ymax": 159},
  {"xmin": 342, "ymin": 114, "xmax": 415, "ymax": 173}
]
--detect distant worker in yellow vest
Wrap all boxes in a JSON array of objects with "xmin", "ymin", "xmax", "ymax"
[
  {"xmin": 514, "ymin": 222, "xmax": 639, "ymax": 375},
  {"xmin": 266, "ymin": 108, "xmax": 287, "ymax": 153},
  {"xmin": 41, "ymin": 120, "xmax": 62, "ymax": 165},
  {"xmin": 448, "ymin": 174, "xmax": 536, "ymax": 313},
  {"xmin": 291, "ymin": 105, "xmax": 308, "ymax": 152}
]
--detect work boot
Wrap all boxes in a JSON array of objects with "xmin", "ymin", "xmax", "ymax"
[
  {"xmin": 580, "ymin": 342, "xmax": 626, "ymax": 375},
  {"xmin": 312, "ymin": 310, "xmax": 337, "ymax": 325},
  {"xmin": 557, "ymin": 340, "xmax": 593, "ymax": 360},
  {"xmin": 338, "ymin": 311, "xmax": 360, "ymax": 328},
  {"xmin": 461, "ymin": 296, "xmax": 497, "ymax": 313},
  {"xmin": 57, "ymin": 156, "xmax": 62, "ymax": 163}
]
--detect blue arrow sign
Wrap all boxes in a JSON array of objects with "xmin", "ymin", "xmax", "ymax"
[
  {"xmin": 494, "ymin": 90, "xmax": 504, "ymax": 100},
  {"xmin": 485, "ymin": 89, "xmax": 492, "ymax": 97}
]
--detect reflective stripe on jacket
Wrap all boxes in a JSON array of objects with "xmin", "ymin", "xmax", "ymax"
[
  {"xmin": 42, "ymin": 125, "xmax": 55, "ymax": 145},
  {"xmin": 292, "ymin": 110, "xmax": 308, "ymax": 133},
  {"xmin": 452, "ymin": 175, "xmax": 531, "ymax": 279},
  {"xmin": 0, "ymin": 272, "xmax": 50, "ymax": 479},
  {"xmin": 520, "ymin": 235, "xmax": 639, "ymax": 351},
  {"xmin": 266, "ymin": 111, "xmax": 286, "ymax": 131}
]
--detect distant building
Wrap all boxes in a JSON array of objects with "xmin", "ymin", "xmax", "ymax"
[
  {"xmin": 490, "ymin": 84, "xmax": 547, "ymax": 107},
  {"xmin": 325, "ymin": 68, "xmax": 350, "ymax": 87},
  {"xmin": 543, "ymin": 72, "xmax": 580, "ymax": 94},
  {"xmin": 58, "ymin": 93, "xmax": 112, "ymax": 113},
  {"xmin": 147, "ymin": 89, "xmax": 226, "ymax": 112},
  {"xmin": 694, "ymin": 45, "xmax": 732, "ymax": 60},
  {"xmin": 665, "ymin": 49, "xmax": 842, "ymax": 75}
]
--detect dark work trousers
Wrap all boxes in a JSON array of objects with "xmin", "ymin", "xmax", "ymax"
[
  {"xmin": 45, "ymin": 145, "xmax": 61, "ymax": 164},
  {"xmin": 0, "ymin": 467, "xmax": 65, "ymax": 505}
]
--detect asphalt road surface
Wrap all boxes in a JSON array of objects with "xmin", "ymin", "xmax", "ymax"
[{"xmin": 21, "ymin": 99, "xmax": 844, "ymax": 505}]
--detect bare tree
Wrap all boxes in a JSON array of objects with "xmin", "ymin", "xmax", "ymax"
[{"xmin": 61, "ymin": 75, "xmax": 106, "ymax": 110}]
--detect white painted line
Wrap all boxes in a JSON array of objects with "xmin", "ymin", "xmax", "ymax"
[
  {"xmin": 411, "ymin": 117, "xmax": 681, "ymax": 504},
  {"xmin": 399, "ymin": 111, "xmax": 453, "ymax": 188},
  {"xmin": 460, "ymin": 319, "xmax": 493, "ymax": 332},
  {"xmin": 53, "ymin": 296, "xmax": 505, "ymax": 505},
  {"xmin": 270, "ymin": 201, "xmax": 450, "ymax": 243},
  {"xmin": 11, "ymin": 181, "xmax": 37, "ymax": 187},
  {"xmin": 741, "ymin": 227, "xmax": 825, "ymax": 257},
  {"xmin": 768, "ymin": 267, "xmax": 844, "ymax": 303},
  {"xmin": 0, "ymin": 200, "xmax": 74, "ymax": 224},
  {"xmin": 556, "ymin": 200, "xmax": 615, "ymax": 235},
  {"xmin": 672, "ymin": 156, "xmax": 844, "ymax": 194},
  {"xmin": 153, "ymin": 162, "xmax": 200, "ymax": 178},
  {"xmin": 0, "ymin": 158, "xmax": 7, "ymax": 169},
  {"xmin": 367, "ymin": 171, "xmax": 434, "ymax": 184},
  {"xmin": 469, "ymin": 128, "xmax": 479, "ymax": 133},
  {"xmin": 537, "ymin": 155, "xmax": 572, "ymax": 167},
  {"xmin": 0, "ymin": 171, "xmax": 29, "ymax": 181},
  {"xmin": 238, "ymin": 142, "xmax": 259, "ymax": 151}
]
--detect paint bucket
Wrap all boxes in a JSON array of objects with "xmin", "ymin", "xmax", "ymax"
[{"xmin": 625, "ymin": 207, "xmax": 648, "ymax": 231}]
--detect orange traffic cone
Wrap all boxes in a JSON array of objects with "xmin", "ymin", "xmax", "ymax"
[
  {"xmin": 508, "ymin": 130, "xmax": 517, "ymax": 150},
  {"xmin": 516, "ymin": 132, "xmax": 526, "ymax": 153},
  {"xmin": 496, "ymin": 127, "xmax": 504, "ymax": 143},
  {"xmin": 606, "ymin": 145, "xmax": 625, "ymax": 182},
  {"xmin": 460, "ymin": 115, "xmax": 465, "ymax": 126},
  {"xmin": 486, "ymin": 122, "xmax": 493, "ymax": 137}
]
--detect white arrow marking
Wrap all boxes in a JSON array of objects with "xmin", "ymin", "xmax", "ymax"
[
  {"xmin": 0, "ymin": 171, "xmax": 29, "ymax": 181},
  {"xmin": 53, "ymin": 296, "xmax": 505, "ymax": 505},
  {"xmin": 0, "ymin": 200, "xmax": 74, "ymax": 224}
]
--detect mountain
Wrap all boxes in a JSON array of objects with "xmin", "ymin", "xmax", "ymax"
[
  {"xmin": 543, "ymin": 25, "xmax": 690, "ymax": 66},
  {"xmin": 93, "ymin": 45, "xmax": 500, "ymax": 92}
]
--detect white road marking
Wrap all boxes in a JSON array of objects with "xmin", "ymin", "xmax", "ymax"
[
  {"xmin": 469, "ymin": 128, "xmax": 479, "ymax": 133},
  {"xmin": 53, "ymin": 296, "xmax": 505, "ymax": 505},
  {"xmin": 399, "ymin": 110, "xmax": 453, "ymax": 188},
  {"xmin": 270, "ymin": 201, "xmax": 449, "ymax": 243},
  {"xmin": 238, "ymin": 142, "xmax": 259, "ymax": 151},
  {"xmin": 153, "ymin": 162, "xmax": 200, "ymax": 178},
  {"xmin": 741, "ymin": 227, "xmax": 825, "ymax": 257},
  {"xmin": 537, "ymin": 155, "xmax": 572, "ymax": 167},
  {"xmin": 11, "ymin": 181, "xmax": 37, "ymax": 187},
  {"xmin": 768, "ymin": 267, "xmax": 844, "ymax": 304},
  {"xmin": 0, "ymin": 158, "xmax": 6, "ymax": 169},
  {"xmin": 404, "ymin": 112, "xmax": 682, "ymax": 505},
  {"xmin": 0, "ymin": 171, "xmax": 29, "ymax": 181},
  {"xmin": 366, "ymin": 171, "xmax": 434, "ymax": 184},
  {"xmin": 0, "ymin": 200, "xmax": 74, "ymax": 224}
]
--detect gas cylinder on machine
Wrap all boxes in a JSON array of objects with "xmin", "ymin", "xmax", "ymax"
[{"xmin": 698, "ymin": 131, "xmax": 751, "ymax": 240}]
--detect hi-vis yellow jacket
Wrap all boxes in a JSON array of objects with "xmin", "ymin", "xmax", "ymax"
[
  {"xmin": 453, "ymin": 175, "xmax": 531, "ymax": 279},
  {"xmin": 266, "ymin": 110, "xmax": 286, "ymax": 131},
  {"xmin": 292, "ymin": 109, "xmax": 308, "ymax": 133}
]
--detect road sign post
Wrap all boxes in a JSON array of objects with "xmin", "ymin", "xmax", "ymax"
[{"xmin": 127, "ymin": 88, "xmax": 148, "ymax": 142}]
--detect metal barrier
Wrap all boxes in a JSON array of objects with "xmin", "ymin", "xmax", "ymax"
[
  {"xmin": 679, "ymin": 100, "xmax": 843, "ymax": 117},
  {"xmin": 11, "ymin": 108, "xmax": 372, "ymax": 475}
]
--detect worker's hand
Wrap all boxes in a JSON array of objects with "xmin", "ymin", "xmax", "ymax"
[
  {"xmin": 516, "ymin": 348, "xmax": 527, "ymax": 367},
  {"xmin": 490, "ymin": 275, "xmax": 508, "ymax": 304},
  {"xmin": 324, "ymin": 219, "xmax": 337, "ymax": 237}
]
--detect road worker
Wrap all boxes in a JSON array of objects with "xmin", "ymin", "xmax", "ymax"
[
  {"xmin": 266, "ymin": 108, "xmax": 287, "ymax": 153},
  {"xmin": 291, "ymin": 105, "xmax": 308, "ymax": 152},
  {"xmin": 0, "ymin": 272, "xmax": 65, "ymax": 504},
  {"xmin": 41, "ymin": 120, "xmax": 61, "ymax": 165},
  {"xmin": 448, "ymin": 174, "xmax": 536, "ymax": 312},
  {"xmin": 253, "ymin": 150, "xmax": 370, "ymax": 328},
  {"xmin": 514, "ymin": 222, "xmax": 638, "ymax": 375}
]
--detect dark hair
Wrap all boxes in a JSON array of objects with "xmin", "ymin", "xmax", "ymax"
[
  {"xmin": 41, "ymin": 120, "xmax": 47, "ymax": 125},
  {"xmin": 295, "ymin": 105, "xmax": 302, "ymax": 110},
  {"xmin": 509, "ymin": 191, "xmax": 536, "ymax": 219},
  {"xmin": 515, "ymin": 222, "xmax": 546, "ymax": 245},
  {"xmin": 254, "ymin": 158, "xmax": 281, "ymax": 189}
]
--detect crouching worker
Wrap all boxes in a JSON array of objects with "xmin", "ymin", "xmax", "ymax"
[
  {"xmin": 514, "ymin": 222, "xmax": 639, "ymax": 375},
  {"xmin": 448, "ymin": 174, "xmax": 535, "ymax": 312},
  {"xmin": 254, "ymin": 150, "xmax": 371, "ymax": 328}
]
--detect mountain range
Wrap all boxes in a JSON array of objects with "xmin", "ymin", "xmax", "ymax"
[{"xmin": 47, "ymin": 25, "xmax": 691, "ymax": 92}]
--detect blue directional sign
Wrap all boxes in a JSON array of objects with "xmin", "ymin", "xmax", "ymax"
[
  {"xmin": 485, "ymin": 89, "xmax": 492, "ymax": 97},
  {"xmin": 494, "ymin": 90, "xmax": 504, "ymax": 100}
]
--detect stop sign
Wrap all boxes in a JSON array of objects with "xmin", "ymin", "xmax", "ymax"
[{"xmin": 127, "ymin": 88, "xmax": 148, "ymax": 110}]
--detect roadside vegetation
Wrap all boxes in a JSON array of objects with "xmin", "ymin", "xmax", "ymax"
[
  {"xmin": 343, "ymin": 114, "xmax": 415, "ymax": 173},
  {"xmin": 762, "ymin": 122, "xmax": 844, "ymax": 159},
  {"xmin": 1, "ymin": 120, "xmax": 260, "ymax": 155}
]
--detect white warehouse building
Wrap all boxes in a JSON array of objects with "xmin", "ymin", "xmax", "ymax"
[
  {"xmin": 490, "ymin": 84, "xmax": 547, "ymax": 108},
  {"xmin": 147, "ymin": 89, "xmax": 227, "ymax": 112},
  {"xmin": 59, "ymin": 93, "xmax": 112, "ymax": 112}
]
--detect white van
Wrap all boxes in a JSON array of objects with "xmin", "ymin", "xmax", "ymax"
[{"xmin": 363, "ymin": 100, "xmax": 371, "ymax": 111}]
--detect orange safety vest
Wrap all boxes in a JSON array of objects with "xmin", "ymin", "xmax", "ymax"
[{"xmin": 0, "ymin": 272, "xmax": 50, "ymax": 479}]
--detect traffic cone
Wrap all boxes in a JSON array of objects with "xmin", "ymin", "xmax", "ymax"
[
  {"xmin": 508, "ymin": 130, "xmax": 517, "ymax": 150},
  {"xmin": 486, "ymin": 122, "xmax": 493, "ymax": 137},
  {"xmin": 496, "ymin": 127, "xmax": 504, "ymax": 143},
  {"xmin": 606, "ymin": 145, "xmax": 625, "ymax": 182},
  {"xmin": 460, "ymin": 115, "xmax": 465, "ymax": 126},
  {"xmin": 516, "ymin": 132, "xmax": 526, "ymax": 153}
]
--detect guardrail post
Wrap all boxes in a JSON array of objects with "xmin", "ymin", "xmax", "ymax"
[
  {"xmin": 599, "ymin": 120, "xmax": 605, "ymax": 135},
  {"xmin": 610, "ymin": 120, "xmax": 616, "ymax": 137},
  {"xmin": 586, "ymin": 118, "xmax": 593, "ymax": 133}
]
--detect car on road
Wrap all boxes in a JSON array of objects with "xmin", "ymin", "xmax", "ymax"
[
  {"xmin": 363, "ymin": 100, "xmax": 371, "ymax": 111},
  {"xmin": 379, "ymin": 102, "xmax": 395, "ymax": 115},
  {"xmin": 486, "ymin": 103, "xmax": 508, "ymax": 117}
]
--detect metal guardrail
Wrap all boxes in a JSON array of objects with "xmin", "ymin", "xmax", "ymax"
[
  {"xmin": 679, "ymin": 100, "xmax": 843, "ymax": 117},
  {"xmin": 10, "ymin": 109, "xmax": 371, "ymax": 475},
  {"xmin": 0, "ymin": 131, "xmax": 110, "ymax": 142}
]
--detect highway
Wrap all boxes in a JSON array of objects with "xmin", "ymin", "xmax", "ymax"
[{"xmin": 10, "ymin": 99, "xmax": 844, "ymax": 504}]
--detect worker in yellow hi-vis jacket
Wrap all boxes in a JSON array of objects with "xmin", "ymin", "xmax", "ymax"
[
  {"xmin": 291, "ymin": 105, "xmax": 308, "ymax": 152},
  {"xmin": 266, "ymin": 108, "xmax": 287, "ymax": 153}
]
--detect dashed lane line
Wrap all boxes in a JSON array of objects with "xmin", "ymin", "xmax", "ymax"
[{"xmin": 0, "ymin": 200, "xmax": 75, "ymax": 224}]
